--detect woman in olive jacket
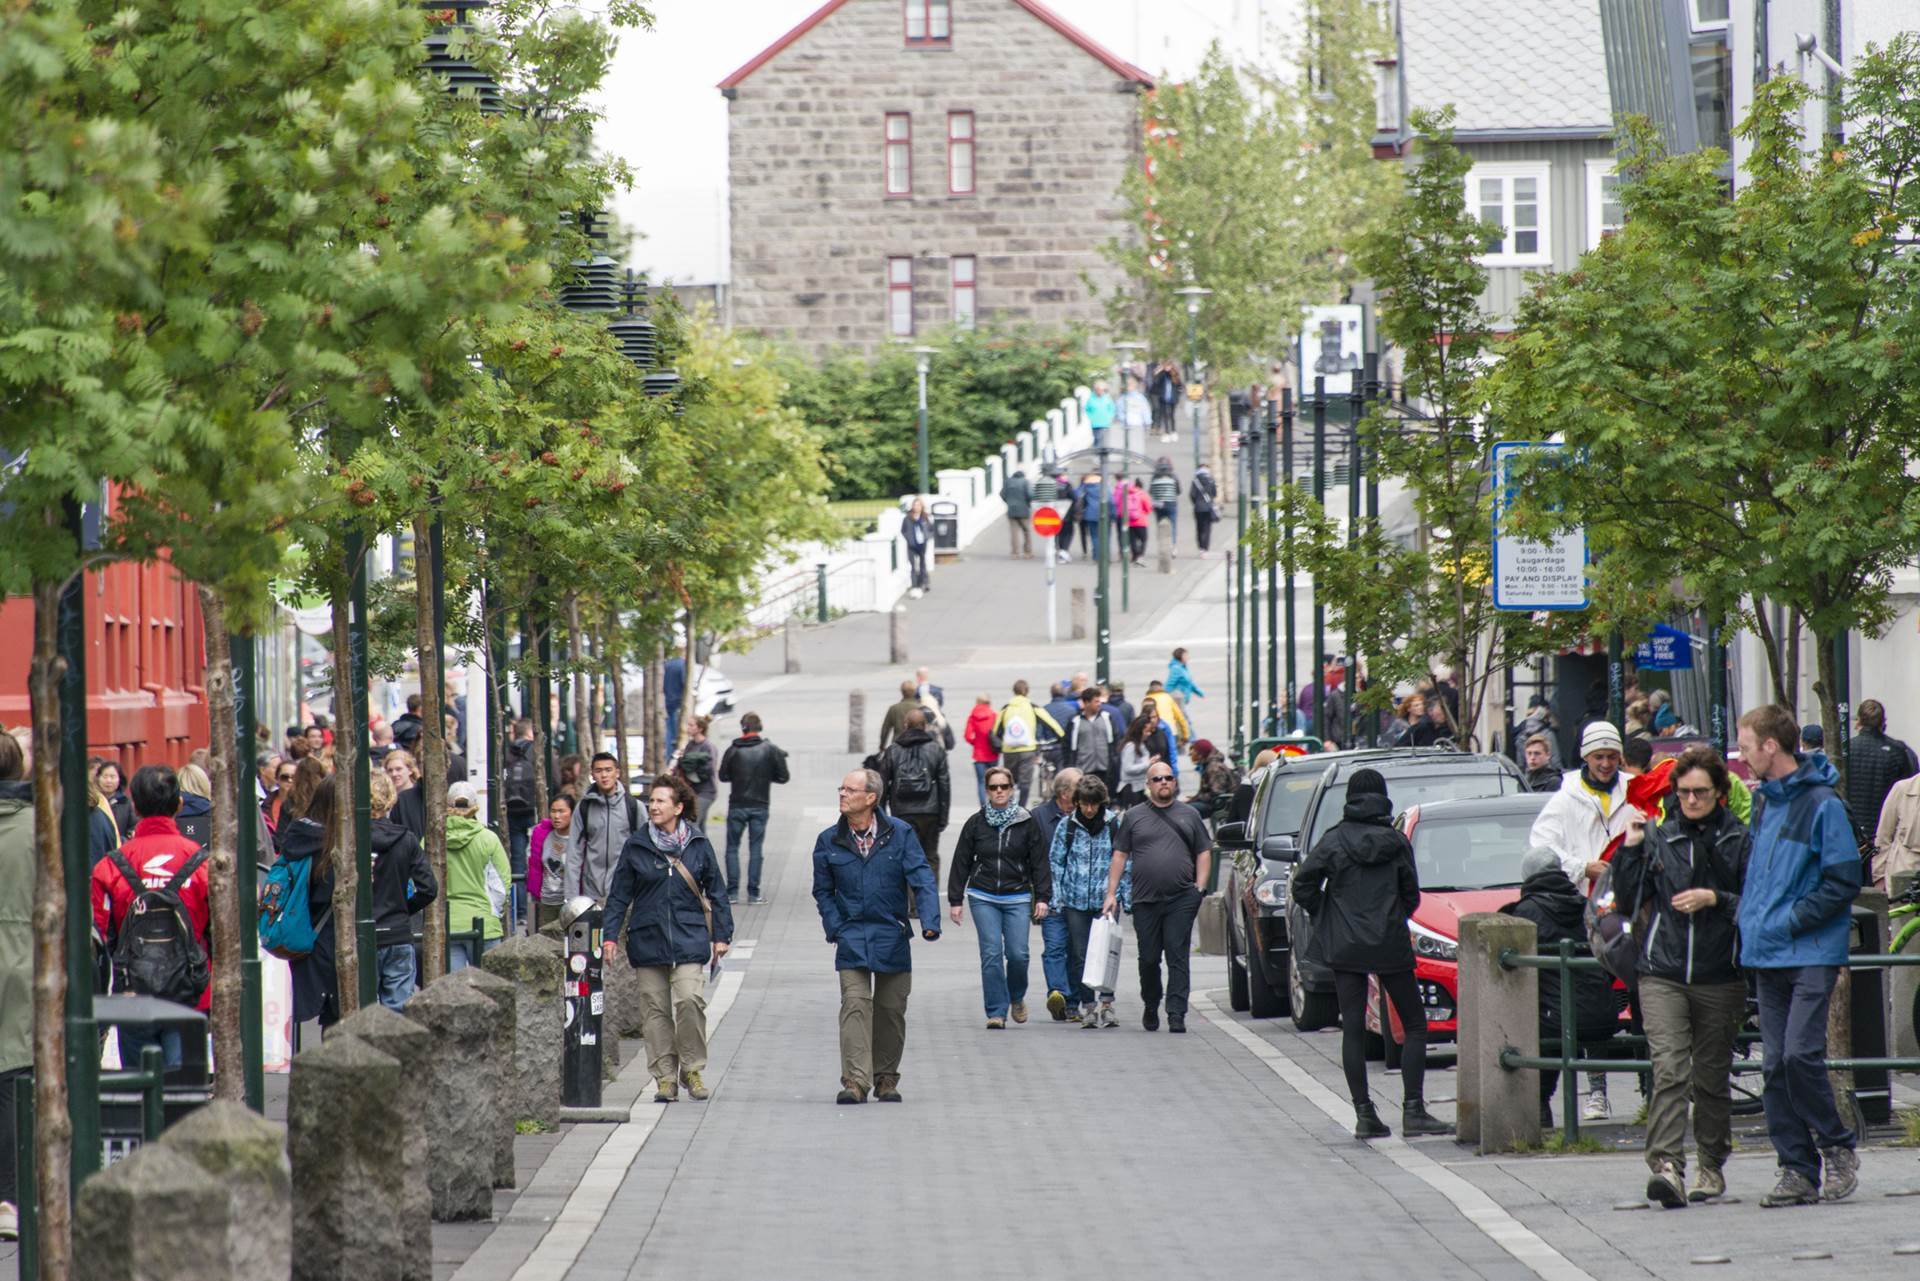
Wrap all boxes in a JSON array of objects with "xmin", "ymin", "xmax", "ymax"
[{"xmin": 1292, "ymin": 768, "xmax": 1448, "ymax": 1139}]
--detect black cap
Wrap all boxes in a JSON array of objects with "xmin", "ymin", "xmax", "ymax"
[{"xmin": 1348, "ymin": 767, "xmax": 1388, "ymax": 798}]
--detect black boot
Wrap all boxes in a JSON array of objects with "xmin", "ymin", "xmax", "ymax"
[
  {"xmin": 1353, "ymin": 1100, "xmax": 1391, "ymax": 1140},
  {"xmin": 1402, "ymin": 1100, "xmax": 1452, "ymax": 1136}
]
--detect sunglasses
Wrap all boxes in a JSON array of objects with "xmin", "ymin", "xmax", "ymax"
[
  {"xmin": 276, "ymin": 772, "xmax": 296, "ymax": 783},
  {"xmin": 1147, "ymin": 774, "xmax": 1174, "ymax": 783},
  {"xmin": 986, "ymin": 782, "xmax": 1015, "ymax": 791},
  {"xmin": 1674, "ymin": 786, "xmax": 1717, "ymax": 800}
]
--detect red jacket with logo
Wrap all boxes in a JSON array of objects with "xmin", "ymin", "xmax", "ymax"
[{"xmin": 91, "ymin": 815, "xmax": 213, "ymax": 1010}]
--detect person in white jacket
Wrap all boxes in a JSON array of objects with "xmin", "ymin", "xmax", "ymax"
[{"xmin": 1527, "ymin": 719, "xmax": 1635, "ymax": 1122}]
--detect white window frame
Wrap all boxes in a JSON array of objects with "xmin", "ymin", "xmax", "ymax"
[
  {"xmin": 1466, "ymin": 161, "xmax": 1552, "ymax": 267},
  {"xmin": 1687, "ymin": 0, "xmax": 1729, "ymax": 34},
  {"xmin": 1585, "ymin": 158, "xmax": 1624, "ymax": 249},
  {"xmin": 950, "ymin": 255, "xmax": 975, "ymax": 329}
]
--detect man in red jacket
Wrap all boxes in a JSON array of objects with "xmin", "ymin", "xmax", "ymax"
[{"xmin": 91, "ymin": 764, "xmax": 212, "ymax": 1068}]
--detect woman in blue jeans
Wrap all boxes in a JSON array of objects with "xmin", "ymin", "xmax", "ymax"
[{"xmin": 946, "ymin": 765, "xmax": 1053, "ymax": 1028}]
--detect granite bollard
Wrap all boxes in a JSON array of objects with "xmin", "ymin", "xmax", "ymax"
[
  {"xmin": 160, "ymin": 1100, "xmax": 292, "ymax": 1281},
  {"xmin": 333, "ymin": 1003, "xmax": 436, "ymax": 1280},
  {"xmin": 403, "ymin": 978, "xmax": 500, "ymax": 1220},
  {"xmin": 75, "ymin": 1145, "xmax": 229, "ymax": 1281},
  {"xmin": 288, "ymin": 1034, "xmax": 406, "ymax": 1280},
  {"xmin": 482, "ymin": 932, "xmax": 567, "ymax": 1127},
  {"xmin": 441, "ymin": 963, "xmax": 518, "ymax": 1188}
]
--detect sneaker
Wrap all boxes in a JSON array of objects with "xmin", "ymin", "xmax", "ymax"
[
  {"xmin": 1688, "ymin": 1165, "xmax": 1726, "ymax": 1203},
  {"xmin": 1099, "ymin": 1003, "xmax": 1119, "ymax": 1029},
  {"xmin": 1759, "ymin": 1167, "xmax": 1820, "ymax": 1208},
  {"xmin": 654, "ymin": 1079, "xmax": 678, "ymax": 1103},
  {"xmin": 1582, "ymin": 1090, "xmax": 1611, "ymax": 1122},
  {"xmin": 1646, "ymin": 1160, "xmax": 1687, "ymax": 1209},
  {"xmin": 1047, "ymin": 990, "xmax": 1068, "ymax": 1021},
  {"xmin": 680, "ymin": 1070, "xmax": 710, "ymax": 1101},
  {"xmin": 836, "ymin": 1084, "xmax": 868, "ymax": 1105},
  {"xmin": 1142, "ymin": 1006, "xmax": 1161, "ymax": 1032},
  {"xmin": 1081, "ymin": 1005, "xmax": 1101, "ymax": 1029},
  {"xmin": 748, "ymin": 894, "xmax": 767, "ymax": 905},
  {"xmin": 1067, "ymin": 1005, "xmax": 1085, "ymax": 1024},
  {"xmin": 1821, "ymin": 1145, "xmax": 1859, "ymax": 1202},
  {"xmin": 874, "ymin": 1077, "xmax": 902, "ymax": 1103},
  {"xmin": 1011, "ymin": 1000, "xmax": 1028, "ymax": 1024},
  {"xmin": 985, "ymin": 1017, "xmax": 1006, "ymax": 1030},
  {"xmin": 0, "ymin": 1201, "xmax": 16, "ymax": 1242}
]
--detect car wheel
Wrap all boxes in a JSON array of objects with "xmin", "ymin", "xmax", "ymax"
[
  {"xmin": 1228, "ymin": 914, "xmax": 1251, "ymax": 1013},
  {"xmin": 1246, "ymin": 911, "xmax": 1287, "ymax": 1019},
  {"xmin": 1380, "ymin": 987, "xmax": 1403, "ymax": 1070},
  {"xmin": 1287, "ymin": 949, "xmax": 1338, "ymax": 1032}
]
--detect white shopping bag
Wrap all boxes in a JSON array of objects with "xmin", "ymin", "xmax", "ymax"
[{"xmin": 1083, "ymin": 913, "xmax": 1124, "ymax": 992}]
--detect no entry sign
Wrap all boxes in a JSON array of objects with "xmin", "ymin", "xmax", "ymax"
[{"xmin": 1031, "ymin": 505, "xmax": 1062, "ymax": 537}]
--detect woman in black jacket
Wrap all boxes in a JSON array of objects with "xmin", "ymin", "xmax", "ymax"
[
  {"xmin": 947, "ymin": 765, "xmax": 1053, "ymax": 1029},
  {"xmin": 1608, "ymin": 746, "xmax": 1749, "ymax": 1208},
  {"xmin": 368, "ymin": 772, "xmax": 438, "ymax": 1011},
  {"xmin": 1292, "ymin": 769, "xmax": 1448, "ymax": 1138}
]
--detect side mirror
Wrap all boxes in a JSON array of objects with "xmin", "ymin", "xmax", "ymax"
[{"xmin": 1214, "ymin": 819, "xmax": 1251, "ymax": 850}]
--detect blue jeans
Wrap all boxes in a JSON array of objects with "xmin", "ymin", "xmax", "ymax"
[
  {"xmin": 968, "ymin": 896, "xmax": 1032, "ymax": 1019},
  {"xmin": 1756, "ymin": 965, "xmax": 1854, "ymax": 1184},
  {"xmin": 448, "ymin": 936, "xmax": 500, "ymax": 972},
  {"xmin": 508, "ymin": 820, "xmax": 531, "ymax": 931},
  {"xmin": 1156, "ymin": 502, "xmax": 1178, "ymax": 548},
  {"xmin": 971, "ymin": 761, "xmax": 991, "ymax": 808},
  {"xmin": 1041, "ymin": 910, "xmax": 1071, "ymax": 999},
  {"xmin": 377, "ymin": 943, "xmax": 418, "ymax": 1010},
  {"xmin": 120, "ymin": 1025, "xmax": 184, "ymax": 1072},
  {"xmin": 726, "ymin": 804, "xmax": 770, "ymax": 897}
]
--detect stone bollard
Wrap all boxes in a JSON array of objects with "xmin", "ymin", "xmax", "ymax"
[
  {"xmin": 1456, "ymin": 913, "xmax": 1540, "ymax": 1153},
  {"xmin": 159, "ymin": 1100, "xmax": 291, "ymax": 1281},
  {"xmin": 1156, "ymin": 517, "xmax": 1173, "ymax": 574},
  {"xmin": 441, "ymin": 964, "xmax": 519, "ymax": 1189},
  {"xmin": 482, "ymin": 933, "xmax": 566, "ymax": 1128},
  {"xmin": 889, "ymin": 604, "xmax": 909, "ymax": 664},
  {"xmin": 404, "ymin": 979, "xmax": 500, "ymax": 1220},
  {"xmin": 331, "ymin": 1004, "xmax": 435, "ymax": 1281},
  {"xmin": 783, "ymin": 613, "xmax": 800, "ymax": 674},
  {"xmin": 1071, "ymin": 587, "xmax": 1088, "ymax": 640},
  {"xmin": 288, "ymin": 1035, "xmax": 406, "ymax": 1280},
  {"xmin": 848, "ymin": 690, "xmax": 865, "ymax": 754},
  {"xmin": 76, "ymin": 1144, "xmax": 230, "ymax": 1281}
]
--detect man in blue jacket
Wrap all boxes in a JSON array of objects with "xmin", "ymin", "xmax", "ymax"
[
  {"xmin": 1735, "ymin": 705, "xmax": 1861, "ymax": 1207},
  {"xmin": 813, "ymin": 769, "xmax": 941, "ymax": 1104}
]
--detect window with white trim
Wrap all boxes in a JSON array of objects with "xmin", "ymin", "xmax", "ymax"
[
  {"xmin": 1585, "ymin": 159, "xmax": 1624, "ymax": 247},
  {"xmin": 947, "ymin": 111, "xmax": 974, "ymax": 194},
  {"xmin": 1467, "ymin": 162, "xmax": 1552, "ymax": 266},
  {"xmin": 888, "ymin": 257, "xmax": 914, "ymax": 336},
  {"xmin": 904, "ymin": 0, "xmax": 951, "ymax": 45},
  {"xmin": 951, "ymin": 255, "xmax": 975, "ymax": 329},
  {"xmin": 884, "ymin": 113, "xmax": 911, "ymax": 196}
]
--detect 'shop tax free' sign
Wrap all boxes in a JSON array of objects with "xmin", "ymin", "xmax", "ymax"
[{"xmin": 1491, "ymin": 442, "xmax": 1587, "ymax": 612}]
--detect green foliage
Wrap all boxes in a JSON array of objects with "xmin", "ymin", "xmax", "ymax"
[{"xmin": 781, "ymin": 324, "xmax": 1104, "ymax": 500}]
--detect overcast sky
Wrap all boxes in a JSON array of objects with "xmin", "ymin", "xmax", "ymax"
[{"xmin": 596, "ymin": 0, "xmax": 1301, "ymax": 283}]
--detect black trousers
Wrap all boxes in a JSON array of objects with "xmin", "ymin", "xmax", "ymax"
[
  {"xmin": 0, "ymin": 1066, "xmax": 22, "ymax": 1205},
  {"xmin": 902, "ymin": 813, "xmax": 942, "ymax": 913},
  {"xmin": 1133, "ymin": 888, "xmax": 1201, "ymax": 1018},
  {"xmin": 1333, "ymin": 968, "xmax": 1428, "ymax": 1108},
  {"xmin": 1194, "ymin": 512, "xmax": 1215, "ymax": 552},
  {"xmin": 1128, "ymin": 526, "xmax": 1148, "ymax": 561}
]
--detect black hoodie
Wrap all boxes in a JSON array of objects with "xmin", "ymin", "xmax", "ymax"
[
  {"xmin": 371, "ymin": 817, "xmax": 437, "ymax": 947},
  {"xmin": 1502, "ymin": 868, "xmax": 1617, "ymax": 1036},
  {"xmin": 1292, "ymin": 792, "xmax": 1420, "ymax": 974}
]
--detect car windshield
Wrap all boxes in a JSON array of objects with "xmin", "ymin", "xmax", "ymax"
[
  {"xmin": 1409, "ymin": 810, "xmax": 1541, "ymax": 890},
  {"xmin": 1306, "ymin": 769, "xmax": 1517, "ymax": 851},
  {"xmin": 1261, "ymin": 770, "xmax": 1329, "ymax": 837}
]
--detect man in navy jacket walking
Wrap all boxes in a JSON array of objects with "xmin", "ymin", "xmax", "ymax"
[
  {"xmin": 1735, "ymin": 705, "xmax": 1861, "ymax": 1207},
  {"xmin": 813, "ymin": 768, "xmax": 941, "ymax": 1104}
]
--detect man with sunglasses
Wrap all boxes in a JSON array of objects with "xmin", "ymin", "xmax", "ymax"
[{"xmin": 1103, "ymin": 763, "xmax": 1210, "ymax": 1032}]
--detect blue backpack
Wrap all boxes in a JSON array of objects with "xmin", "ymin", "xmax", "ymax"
[{"xmin": 259, "ymin": 853, "xmax": 330, "ymax": 960}]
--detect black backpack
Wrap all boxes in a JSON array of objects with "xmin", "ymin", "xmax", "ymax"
[
  {"xmin": 503, "ymin": 742, "xmax": 538, "ymax": 820},
  {"xmin": 891, "ymin": 747, "xmax": 935, "ymax": 805},
  {"xmin": 107, "ymin": 847, "xmax": 210, "ymax": 1005}
]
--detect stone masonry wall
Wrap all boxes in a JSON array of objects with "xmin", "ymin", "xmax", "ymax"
[{"xmin": 726, "ymin": 0, "xmax": 1144, "ymax": 354}]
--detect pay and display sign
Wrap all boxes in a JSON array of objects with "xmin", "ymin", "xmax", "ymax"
[{"xmin": 1491, "ymin": 442, "xmax": 1587, "ymax": 612}]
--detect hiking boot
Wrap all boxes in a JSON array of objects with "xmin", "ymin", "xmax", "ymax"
[
  {"xmin": 680, "ymin": 1070, "xmax": 710, "ymax": 1101},
  {"xmin": 1168, "ymin": 1015, "xmax": 1186, "ymax": 1033},
  {"xmin": 1047, "ymin": 990, "xmax": 1068, "ymax": 1021},
  {"xmin": 1759, "ymin": 1167, "xmax": 1819, "ymax": 1207},
  {"xmin": 1098, "ymin": 1003, "xmax": 1119, "ymax": 1029},
  {"xmin": 1142, "ymin": 1006, "xmax": 1161, "ymax": 1032},
  {"xmin": 1353, "ymin": 1101, "xmax": 1391, "ymax": 1140},
  {"xmin": 654, "ymin": 1079, "xmax": 678, "ymax": 1103},
  {"xmin": 1011, "ymin": 1000, "xmax": 1028, "ymax": 1024},
  {"xmin": 874, "ymin": 1077, "xmax": 902, "ymax": 1103},
  {"xmin": 1688, "ymin": 1164, "xmax": 1726, "ymax": 1203},
  {"xmin": 1646, "ymin": 1160, "xmax": 1687, "ymax": 1209},
  {"xmin": 1402, "ymin": 1101, "xmax": 1452, "ymax": 1136},
  {"xmin": 1821, "ymin": 1146, "xmax": 1859, "ymax": 1202},
  {"xmin": 985, "ymin": 1017, "xmax": 1006, "ymax": 1030},
  {"xmin": 1582, "ymin": 1089, "xmax": 1611, "ymax": 1122},
  {"xmin": 836, "ymin": 1083, "xmax": 868, "ymax": 1105}
]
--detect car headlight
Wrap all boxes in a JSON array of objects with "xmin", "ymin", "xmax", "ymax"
[
  {"xmin": 1410, "ymin": 921, "xmax": 1458, "ymax": 961},
  {"xmin": 1253, "ymin": 878, "xmax": 1287, "ymax": 907}
]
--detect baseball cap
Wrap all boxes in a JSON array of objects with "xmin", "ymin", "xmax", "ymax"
[{"xmin": 448, "ymin": 781, "xmax": 480, "ymax": 812}]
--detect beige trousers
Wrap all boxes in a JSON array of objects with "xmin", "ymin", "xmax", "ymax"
[
  {"xmin": 839, "ymin": 969, "xmax": 912, "ymax": 1091},
  {"xmin": 636, "ymin": 962, "xmax": 708, "ymax": 1081}
]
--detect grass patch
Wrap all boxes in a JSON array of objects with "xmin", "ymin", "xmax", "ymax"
[
  {"xmin": 515, "ymin": 1118, "xmax": 555, "ymax": 1135},
  {"xmin": 828, "ymin": 498, "xmax": 894, "ymax": 530},
  {"xmin": 1894, "ymin": 1108, "xmax": 1920, "ymax": 1147},
  {"xmin": 1542, "ymin": 1131, "xmax": 1609, "ymax": 1155}
]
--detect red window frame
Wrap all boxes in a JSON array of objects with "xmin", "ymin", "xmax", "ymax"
[
  {"xmin": 884, "ymin": 112, "xmax": 911, "ymax": 197},
  {"xmin": 888, "ymin": 257, "xmax": 914, "ymax": 337},
  {"xmin": 904, "ymin": 0, "xmax": 951, "ymax": 46},
  {"xmin": 946, "ymin": 110, "xmax": 975, "ymax": 195},
  {"xmin": 951, "ymin": 255, "xmax": 976, "ymax": 329}
]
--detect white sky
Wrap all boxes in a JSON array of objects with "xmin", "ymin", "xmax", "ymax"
[{"xmin": 596, "ymin": 0, "xmax": 1300, "ymax": 283}]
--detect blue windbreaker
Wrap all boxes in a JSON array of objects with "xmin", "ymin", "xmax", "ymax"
[{"xmin": 1735, "ymin": 752, "xmax": 1860, "ymax": 968}]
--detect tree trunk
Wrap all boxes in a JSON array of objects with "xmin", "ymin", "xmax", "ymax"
[
  {"xmin": 607, "ymin": 610, "xmax": 629, "ymax": 786},
  {"xmin": 1786, "ymin": 609, "xmax": 1803, "ymax": 716},
  {"xmin": 1813, "ymin": 626, "xmax": 1845, "ymax": 792},
  {"xmin": 644, "ymin": 642, "xmax": 666, "ymax": 776},
  {"xmin": 1809, "ymin": 623, "xmax": 1857, "ymax": 1120},
  {"xmin": 567, "ymin": 594, "xmax": 591, "ymax": 760},
  {"xmin": 413, "ymin": 513, "xmax": 449, "ymax": 984},
  {"xmin": 28, "ymin": 577, "xmax": 74, "ymax": 1281},
  {"xmin": 328, "ymin": 582, "xmax": 361, "ymax": 1021},
  {"xmin": 486, "ymin": 616, "xmax": 508, "ymax": 844},
  {"xmin": 1752, "ymin": 597, "xmax": 1789, "ymax": 711},
  {"xmin": 197, "ymin": 588, "xmax": 245, "ymax": 1104},
  {"xmin": 678, "ymin": 608, "xmax": 698, "ymax": 756}
]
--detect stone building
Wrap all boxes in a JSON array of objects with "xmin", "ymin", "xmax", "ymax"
[{"xmin": 719, "ymin": 0, "xmax": 1151, "ymax": 355}]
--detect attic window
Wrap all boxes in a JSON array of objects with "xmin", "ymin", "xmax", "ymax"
[{"xmin": 906, "ymin": 0, "xmax": 951, "ymax": 46}]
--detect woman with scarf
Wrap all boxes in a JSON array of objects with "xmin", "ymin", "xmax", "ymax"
[
  {"xmin": 947, "ymin": 765, "xmax": 1052, "ymax": 1029},
  {"xmin": 1047, "ymin": 773, "xmax": 1127, "ymax": 1027},
  {"xmin": 902, "ymin": 497, "xmax": 934, "ymax": 597},
  {"xmin": 602, "ymin": 773, "xmax": 733, "ymax": 1103}
]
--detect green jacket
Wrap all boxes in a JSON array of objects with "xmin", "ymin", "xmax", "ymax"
[
  {"xmin": 445, "ymin": 813, "xmax": 511, "ymax": 942},
  {"xmin": 1, "ymin": 781, "xmax": 34, "ymax": 1072}
]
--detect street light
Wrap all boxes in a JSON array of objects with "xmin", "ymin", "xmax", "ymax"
[
  {"xmin": 1111, "ymin": 339, "xmax": 1147, "ymax": 457},
  {"xmin": 909, "ymin": 345, "xmax": 939, "ymax": 497},
  {"xmin": 1174, "ymin": 286, "xmax": 1212, "ymax": 472}
]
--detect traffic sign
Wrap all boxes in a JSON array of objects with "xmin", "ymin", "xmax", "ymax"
[{"xmin": 1032, "ymin": 505, "xmax": 1062, "ymax": 537}]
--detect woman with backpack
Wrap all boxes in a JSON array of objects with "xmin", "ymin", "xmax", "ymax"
[
  {"xmin": 946, "ymin": 765, "xmax": 1052, "ymax": 1029},
  {"xmin": 601, "ymin": 773, "xmax": 733, "ymax": 1103},
  {"xmin": 673, "ymin": 715, "xmax": 719, "ymax": 829},
  {"xmin": 1048, "ymin": 773, "xmax": 1127, "ymax": 1027},
  {"xmin": 276, "ymin": 772, "xmax": 341, "ymax": 1029}
]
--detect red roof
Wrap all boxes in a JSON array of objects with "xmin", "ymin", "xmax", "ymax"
[{"xmin": 717, "ymin": 0, "xmax": 1153, "ymax": 90}]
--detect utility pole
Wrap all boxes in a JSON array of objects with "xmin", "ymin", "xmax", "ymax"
[
  {"xmin": 1247, "ymin": 411, "xmax": 1260, "ymax": 746},
  {"xmin": 1175, "ymin": 286, "xmax": 1212, "ymax": 474},
  {"xmin": 1265, "ymin": 393, "xmax": 1279, "ymax": 736},
  {"xmin": 911, "ymin": 346, "xmax": 938, "ymax": 497},
  {"xmin": 1312, "ymin": 378, "xmax": 1328, "ymax": 744},
  {"xmin": 1095, "ymin": 442, "xmax": 1113, "ymax": 683},
  {"xmin": 1283, "ymin": 390, "xmax": 1297, "ymax": 733}
]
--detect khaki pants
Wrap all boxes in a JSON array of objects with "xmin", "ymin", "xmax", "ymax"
[
  {"xmin": 839, "ymin": 969, "xmax": 912, "ymax": 1091},
  {"xmin": 1640, "ymin": 975, "xmax": 1747, "ymax": 1174},
  {"xmin": 636, "ymin": 962, "xmax": 708, "ymax": 1082},
  {"xmin": 1007, "ymin": 516, "xmax": 1031, "ymax": 557}
]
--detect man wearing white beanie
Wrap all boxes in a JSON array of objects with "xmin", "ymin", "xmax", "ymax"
[{"xmin": 1528, "ymin": 718, "xmax": 1635, "ymax": 1120}]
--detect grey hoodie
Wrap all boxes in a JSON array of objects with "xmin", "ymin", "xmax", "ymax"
[{"xmin": 566, "ymin": 785, "xmax": 638, "ymax": 902}]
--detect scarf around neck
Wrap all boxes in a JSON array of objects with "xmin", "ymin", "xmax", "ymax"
[
  {"xmin": 651, "ymin": 820, "xmax": 691, "ymax": 851},
  {"xmin": 984, "ymin": 803, "xmax": 1022, "ymax": 829}
]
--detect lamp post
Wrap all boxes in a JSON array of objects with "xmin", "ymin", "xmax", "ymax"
[
  {"xmin": 910, "ymin": 345, "xmax": 938, "ymax": 497},
  {"xmin": 1095, "ymin": 440, "xmax": 1113, "ymax": 683},
  {"xmin": 1174, "ymin": 286, "xmax": 1212, "ymax": 472},
  {"xmin": 1111, "ymin": 339, "xmax": 1147, "ymax": 457}
]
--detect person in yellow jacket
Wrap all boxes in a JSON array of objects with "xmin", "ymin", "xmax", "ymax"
[
  {"xmin": 993, "ymin": 680, "xmax": 1063, "ymax": 807},
  {"xmin": 1144, "ymin": 681, "xmax": 1192, "ymax": 746}
]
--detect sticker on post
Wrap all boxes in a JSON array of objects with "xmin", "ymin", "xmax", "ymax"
[
  {"xmin": 589, "ymin": 991, "xmax": 604, "ymax": 1016},
  {"xmin": 563, "ymin": 1002, "xmax": 575, "ymax": 1029},
  {"xmin": 579, "ymin": 1031, "xmax": 596, "ymax": 1045}
]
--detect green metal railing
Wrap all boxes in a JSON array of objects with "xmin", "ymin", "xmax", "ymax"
[
  {"xmin": 447, "ymin": 914, "xmax": 488, "ymax": 970},
  {"xmin": 1496, "ymin": 940, "xmax": 1920, "ymax": 1145}
]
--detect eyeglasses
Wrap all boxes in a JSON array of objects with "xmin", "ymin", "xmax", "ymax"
[
  {"xmin": 837, "ymin": 786, "xmax": 871, "ymax": 795},
  {"xmin": 1674, "ymin": 786, "xmax": 1717, "ymax": 800},
  {"xmin": 986, "ymin": 782, "xmax": 1014, "ymax": 792}
]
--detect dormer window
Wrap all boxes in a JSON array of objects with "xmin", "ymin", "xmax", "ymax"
[{"xmin": 906, "ymin": 0, "xmax": 951, "ymax": 46}]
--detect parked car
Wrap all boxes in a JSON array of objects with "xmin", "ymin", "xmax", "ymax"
[
  {"xmin": 1362, "ymin": 793, "xmax": 1548, "ymax": 1066},
  {"xmin": 1282, "ymin": 750, "xmax": 1526, "ymax": 1032}
]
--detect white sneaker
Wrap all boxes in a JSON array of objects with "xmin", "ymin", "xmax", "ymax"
[
  {"xmin": 1582, "ymin": 1090, "xmax": 1611, "ymax": 1122},
  {"xmin": 0, "ymin": 1200, "xmax": 17, "ymax": 1241}
]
